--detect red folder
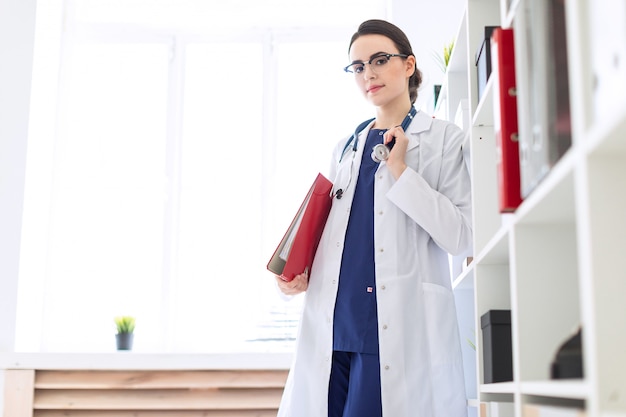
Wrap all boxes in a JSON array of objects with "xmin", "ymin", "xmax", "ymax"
[
  {"xmin": 267, "ymin": 173, "xmax": 333, "ymax": 281},
  {"xmin": 492, "ymin": 28, "xmax": 523, "ymax": 212}
]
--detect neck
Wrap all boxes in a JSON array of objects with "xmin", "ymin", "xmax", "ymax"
[{"xmin": 373, "ymin": 100, "xmax": 413, "ymax": 130}]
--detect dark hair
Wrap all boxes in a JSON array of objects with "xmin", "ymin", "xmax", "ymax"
[{"xmin": 349, "ymin": 19, "xmax": 422, "ymax": 104}]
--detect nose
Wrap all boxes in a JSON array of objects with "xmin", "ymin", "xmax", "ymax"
[{"xmin": 361, "ymin": 63, "xmax": 376, "ymax": 79}]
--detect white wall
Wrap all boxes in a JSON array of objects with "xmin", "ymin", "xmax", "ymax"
[
  {"xmin": 390, "ymin": 0, "xmax": 466, "ymax": 112},
  {"xmin": 0, "ymin": 0, "xmax": 37, "ymax": 351},
  {"xmin": 0, "ymin": 0, "xmax": 37, "ymax": 410}
]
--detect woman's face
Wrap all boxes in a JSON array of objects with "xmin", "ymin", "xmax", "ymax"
[{"xmin": 348, "ymin": 34, "xmax": 415, "ymax": 108}]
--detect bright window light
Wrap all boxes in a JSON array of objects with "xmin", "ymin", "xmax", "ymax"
[{"xmin": 17, "ymin": 0, "xmax": 383, "ymax": 353}]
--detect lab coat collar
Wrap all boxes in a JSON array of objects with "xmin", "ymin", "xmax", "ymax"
[
  {"xmin": 405, "ymin": 109, "xmax": 432, "ymax": 150},
  {"xmin": 407, "ymin": 109, "xmax": 433, "ymax": 135}
]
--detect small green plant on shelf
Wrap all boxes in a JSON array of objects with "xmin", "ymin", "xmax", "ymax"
[
  {"xmin": 432, "ymin": 40, "xmax": 455, "ymax": 73},
  {"xmin": 114, "ymin": 316, "xmax": 136, "ymax": 334}
]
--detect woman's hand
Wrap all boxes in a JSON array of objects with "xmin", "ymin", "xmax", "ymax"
[
  {"xmin": 384, "ymin": 126, "xmax": 408, "ymax": 179},
  {"xmin": 275, "ymin": 270, "xmax": 309, "ymax": 295}
]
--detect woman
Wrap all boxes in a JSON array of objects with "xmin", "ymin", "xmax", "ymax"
[{"xmin": 275, "ymin": 19, "xmax": 472, "ymax": 417}]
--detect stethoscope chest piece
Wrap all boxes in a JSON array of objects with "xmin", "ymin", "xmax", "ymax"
[{"xmin": 371, "ymin": 143, "xmax": 391, "ymax": 163}]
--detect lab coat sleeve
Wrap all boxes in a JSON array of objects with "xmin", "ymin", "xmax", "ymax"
[
  {"xmin": 329, "ymin": 136, "xmax": 349, "ymax": 179},
  {"xmin": 386, "ymin": 122, "xmax": 472, "ymax": 255}
]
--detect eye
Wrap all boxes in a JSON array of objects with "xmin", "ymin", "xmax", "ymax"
[
  {"xmin": 353, "ymin": 64, "xmax": 365, "ymax": 74},
  {"xmin": 373, "ymin": 55, "xmax": 390, "ymax": 66}
]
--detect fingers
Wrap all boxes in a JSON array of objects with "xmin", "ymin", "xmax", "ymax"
[
  {"xmin": 275, "ymin": 271, "xmax": 309, "ymax": 295},
  {"xmin": 384, "ymin": 126, "xmax": 408, "ymax": 179}
]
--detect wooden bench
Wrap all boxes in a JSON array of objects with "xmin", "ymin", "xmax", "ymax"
[{"xmin": 4, "ymin": 369, "xmax": 288, "ymax": 417}]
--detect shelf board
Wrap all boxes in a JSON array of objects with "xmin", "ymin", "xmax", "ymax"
[
  {"xmin": 472, "ymin": 75, "xmax": 494, "ymax": 127},
  {"xmin": 519, "ymin": 380, "xmax": 589, "ymax": 400},
  {"xmin": 480, "ymin": 381, "xmax": 516, "ymax": 394},
  {"xmin": 502, "ymin": 0, "xmax": 521, "ymax": 28},
  {"xmin": 448, "ymin": 9, "xmax": 468, "ymax": 73},
  {"xmin": 453, "ymin": 264, "xmax": 474, "ymax": 290},
  {"xmin": 514, "ymin": 149, "xmax": 577, "ymax": 225},
  {"xmin": 467, "ymin": 398, "xmax": 480, "ymax": 408},
  {"xmin": 475, "ymin": 223, "xmax": 510, "ymax": 265}
]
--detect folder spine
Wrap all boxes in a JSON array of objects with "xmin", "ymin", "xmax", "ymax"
[{"xmin": 492, "ymin": 28, "xmax": 522, "ymax": 212}]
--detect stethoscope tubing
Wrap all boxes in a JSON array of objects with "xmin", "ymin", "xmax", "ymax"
[{"xmin": 332, "ymin": 107, "xmax": 417, "ymax": 199}]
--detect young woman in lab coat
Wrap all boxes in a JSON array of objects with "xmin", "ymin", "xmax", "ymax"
[{"xmin": 275, "ymin": 19, "xmax": 472, "ymax": 417}]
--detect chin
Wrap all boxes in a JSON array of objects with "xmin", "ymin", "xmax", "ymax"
[{"xmin": 365, "ymin": 93, "xmax": 387, "ymax": 106}]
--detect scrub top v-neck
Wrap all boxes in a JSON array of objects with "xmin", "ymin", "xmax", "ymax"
[{"xmin": 333, "ymin": 128, "xmax": 386, "ymax": 354}]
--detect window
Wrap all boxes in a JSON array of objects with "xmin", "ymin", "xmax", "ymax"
[{"xmin": 17, "ymin": 0, "xmax": 379, "ymax": 352}]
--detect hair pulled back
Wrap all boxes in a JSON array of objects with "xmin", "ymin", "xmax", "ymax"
[{"xmin": 349, "ymin": 19, "xmax": 422, "ymax": 104}]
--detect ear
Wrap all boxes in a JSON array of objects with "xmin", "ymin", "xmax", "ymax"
[{"xmin": 405, "ymin": 55, "xmax": 416, "ymax": 77}]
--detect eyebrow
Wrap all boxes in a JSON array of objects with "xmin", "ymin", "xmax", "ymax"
[{"xmin": 349, "ymin": 51, "xmax": 389, "ymax": 65}]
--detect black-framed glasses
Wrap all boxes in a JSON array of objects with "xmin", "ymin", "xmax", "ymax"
[{"xmin": 344, "ymin": 53, "xmax": 409, "ymax": 74}]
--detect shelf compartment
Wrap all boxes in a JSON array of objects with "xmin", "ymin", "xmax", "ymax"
[
  {"xmin": 470, "ymin": 126, "xmax": 501, "ymax": 254},
  {"xmin": 435, "ymin": 10, "xmax": 469, "ymax": 121},
  {"xmin": 475, "ymin": 262, "xmax": 511, "ymax": 387},
  {"xmin": 472, "ymin": 76, "xmax": 494, "ymax": 128},
  {"xmin": 454, "ymin": 282, "xmax": 478, "ymax": 401},
  {"xmin": 587, "ymin": 105, "xmax": 626, "ymax": 157},
  {"xmin": 466, "ymin": 0, "xmax": 501, "ymax": 113},
  {"xmin": 510, "ymin": 222, "xmax": 581, "ymax": 383},
  {"xmin": 577, "ymin": 146, "xmax": 626, "ymax": 414}
]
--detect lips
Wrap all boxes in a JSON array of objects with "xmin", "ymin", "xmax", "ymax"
[{"xmin": 367, "ymin": 85, "xmax": 383, "ymax": 94}]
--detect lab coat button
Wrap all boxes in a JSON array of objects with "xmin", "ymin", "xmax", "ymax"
[
  {"xmin": 384, "ymin": 365, "xmax": 390, "ymax": 370},
  {"xmin": 379, "ymin": 248, "xmax": 384, "ymax": 253},
  {"xmin": 378, "ymin": 210, "xmax": 383, "ymax": 215},
  {"xmin": 382, "ymin": 324, "xmax": 388, "ymax": 330}
]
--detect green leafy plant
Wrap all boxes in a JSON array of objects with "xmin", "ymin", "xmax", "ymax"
[
  {"xmin": 432, "ymin": 40, "xmax": 455, "ymax": 73},
  {"xmin": 114, "ymin": 316, "xmax": 136, "ymax": 334}
]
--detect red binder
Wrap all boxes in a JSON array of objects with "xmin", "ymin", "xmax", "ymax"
[
  {"xmin": 492, "ymin": 27, "xmax": 523, "ymax": 212},
  {"xmin": 267, "ymin": 173, "xmax": 333, "ymax": 282}
]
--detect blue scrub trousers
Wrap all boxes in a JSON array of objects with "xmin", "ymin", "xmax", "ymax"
[{"xmin": 328, "ymin": 351, "xmax": 383, "ymax": 417}]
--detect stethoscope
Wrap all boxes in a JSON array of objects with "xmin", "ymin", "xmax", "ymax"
[{"xmin": 332, "ymin": 106, "xmax": 417, "ymax": 199}]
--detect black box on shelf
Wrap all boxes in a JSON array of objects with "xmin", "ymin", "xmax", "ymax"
[
  {"xmin": 474, "ymin": 26, "xmax": 500, "ymax": 104},
  {"xmin": 481, "ymin": 309, "xmax": 513, "ymax": 383},
  {"xmin": 551, "ymin": 327, "xmax": 583, "ymax": 379}
]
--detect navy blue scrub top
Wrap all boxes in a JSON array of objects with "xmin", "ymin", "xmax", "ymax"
[{"xmin": 333, "ymin": 128, "xmax": 387, "ymax": 354}]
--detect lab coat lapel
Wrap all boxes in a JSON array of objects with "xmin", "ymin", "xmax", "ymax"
[{"xmin": 405, "ymin": 110, "xmax": 432, "ymax": 151}]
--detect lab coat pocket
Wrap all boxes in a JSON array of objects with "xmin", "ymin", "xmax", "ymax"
[{"xmin": 421, "ymin": 282, "xmax": 459, "ymax": 365}]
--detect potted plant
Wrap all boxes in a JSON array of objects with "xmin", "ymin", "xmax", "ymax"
[
  {"xmin": 114, "ymin": 316, "xmax": 135, "ymax": 351},
  {"xmin": 432, "ymin": 40, "xmax": 455, "ymax": 73}
]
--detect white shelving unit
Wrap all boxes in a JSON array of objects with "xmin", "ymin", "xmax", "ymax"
[{"xmin": 444, "ymin": 0, "xmax": 626, "ymax": 416}]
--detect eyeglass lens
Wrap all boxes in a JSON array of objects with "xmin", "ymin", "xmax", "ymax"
[{"xmin": 347, "ymin": 55, "xmax": 392, "ymax": 74}]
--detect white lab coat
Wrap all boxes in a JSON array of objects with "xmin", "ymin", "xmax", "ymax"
[{"xmin": 277, "ymin": 110, "xmax": 473, "ymax": 417}]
